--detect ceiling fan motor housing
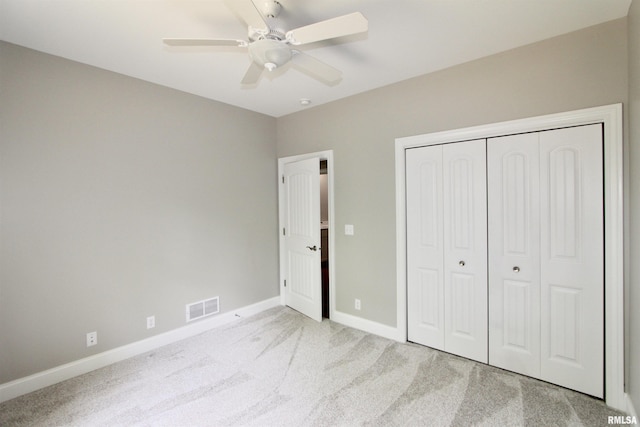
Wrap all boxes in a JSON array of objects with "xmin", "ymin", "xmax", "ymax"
[
  {"xmin": 248, "ymin": 39, "xmax": 292, "ymax": 70},
  {"xmin": 262, "ymin": 1, "xmax": 282, "ymax": 18}
]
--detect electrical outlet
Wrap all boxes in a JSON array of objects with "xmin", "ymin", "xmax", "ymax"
[
  {"xmin": 86, "ymin": 331, "xmax": 97, "ymax": 347},
  {"xmin": 355, "ymin": 299, "xmax": 361, "ymax": 310},
  {"xmin": 147, "ymin": 315, "xmax": 155, "ymax": 329}
]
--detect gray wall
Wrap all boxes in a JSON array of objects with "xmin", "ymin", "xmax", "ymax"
[
  {"xmin": 627, "ymin": 0, "xmax": 640, "ymax": 414},
  {"xmin": 0, "ymin": 42, "xmax": 279, "ymax": 383},
  {"xmin": 277, "ymin": 18, "xmax": 628, "ymax": 327}
]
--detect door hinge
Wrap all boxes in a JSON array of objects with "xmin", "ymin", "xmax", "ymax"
[
  {"xmin": 284, "ymin": 279, "xmax": 287, "ymax": 287},
  {"xmin": 282, "ymin": 175, "xmax": 285, "ymax": 184},
  {"xmin": 283, "ymin": 227, "xmax": 286, "ymax": 236}
]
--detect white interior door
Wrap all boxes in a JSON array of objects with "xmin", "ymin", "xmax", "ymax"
[
  {"xmin": 442, "ymin": 140, "xmax": 488, "ymax": 363},
  {"xmin": 538, "ymin": 124, "xmax": 603, "ymax": 397},
  {"xmin": 488, "ymin": 125, "xmax": 603, "ymax": 397},
  {"xmin": 407, "ymin": 144, "xmax": 445, "ymax": 350},
  {"xmin": 282, "ymin": 158, "xmax": 322, "ymax": 322},
  {"xmin": 407, "ymin": 140, "xmax": 487, "ymax": 363},
  {"xmin": 488, "ymin": 132, "xmax": 542, "ymax": 378}
]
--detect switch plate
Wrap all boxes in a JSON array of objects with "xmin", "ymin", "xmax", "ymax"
[
  {"xmin": 355, "ymin": 299, "xmax": 361, "ymax": 310},
  {"xmin": 86, "ymin": 331, "xmax": 97, "ymax": 347},
  {"xmin": 147, "ymin": 316, "xmax": 155, "ymax": 329},
  {"xmin": 345, "ymin": 224, "xmax": 354, "ymax": 235}
]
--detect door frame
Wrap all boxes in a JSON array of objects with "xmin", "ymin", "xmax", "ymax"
[
  {"xmin": 278, "ymin": 150, "xmax": 335, "ymax": 319},
  {"xmin": 394, "ymin": 104, "xmax": 624, "ymax": 410}
]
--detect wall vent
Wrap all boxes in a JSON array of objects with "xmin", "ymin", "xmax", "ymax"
[{"xmin": 186, "ymin": 297, "xmax": 219, "ymax": 322}]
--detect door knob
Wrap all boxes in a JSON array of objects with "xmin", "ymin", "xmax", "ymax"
[
  {"xmin": 306, "ymin": 245, "xmax": 318, "ymax": 251},
  {"xmin": 459, "ymin": 260, "xmax": 465, "ymax": 267},
  {"xmin": 513, "ymin": 266, "xmax": 520, "ymax": 273}
]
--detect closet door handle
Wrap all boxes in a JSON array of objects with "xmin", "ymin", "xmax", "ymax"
[
  {"xmin": 459, "ymin": 260, "xmax": 465, "ymax": 267},
  {"xmin": 513, "ymin": 266, "xmax": 520, "ymax": 273},
  {"xmin": 306, "ymin": 245, "xmax": 318, "ymax": 251}
]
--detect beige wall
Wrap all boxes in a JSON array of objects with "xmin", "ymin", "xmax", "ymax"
[
  {"xmin": 627, "ymin": 0, "xmax": 640, "ymax": 414},
  {"xmin": 0, "ymin": 42, "xmax": 279, "ymax": 383},
  {"xmin": 277, "ymin": 18, "xmax": 628, "ymax": 327}
]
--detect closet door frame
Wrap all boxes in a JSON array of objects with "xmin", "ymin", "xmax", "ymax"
[{"xmin": 395, "ymin": 103, "xmax": 624, "ymax": 411}]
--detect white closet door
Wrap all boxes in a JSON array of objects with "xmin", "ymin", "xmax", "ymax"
[
  {"xmin": 442, "ymin": 141, "xmax": 488, "ymax": 363},
  {"xmin": 539, "ymin": 124, "xmax": 603, "ymax": 398},
  {"xmin": 407, "ymin": 140, "xmax": 487, "ymax": 363},
  {"xmin": 407, "ymin": 144, "xmax": 445, "ymax": 350},
  {"xmin": 488, "ymin": 133, "xmax": 541, "ymax": 377},
  {"xmin": 488, "ymin": 125, "xmax": 603, "ymax": 398}
]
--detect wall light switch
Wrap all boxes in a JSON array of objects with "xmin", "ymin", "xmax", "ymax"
[{"xmin": 345, "ymin": 224, "xmax": 354, "ymax": 235}]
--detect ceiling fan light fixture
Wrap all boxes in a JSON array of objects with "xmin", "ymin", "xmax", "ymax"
[{"xmin": 248, "ymin": 38, "xmax": 292, "ymax": 70}]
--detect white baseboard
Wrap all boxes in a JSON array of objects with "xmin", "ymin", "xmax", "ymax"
[
  {"xmin": 330, "ymin": 310, "xmax": 403, "ymax": 342},
  {"xmin": 626, "ymin": 393, "xmax": 638, "ymax": 418},
  {"xmin": 0, "ymin": 297, "xmax": 281, "ymax": 404}
]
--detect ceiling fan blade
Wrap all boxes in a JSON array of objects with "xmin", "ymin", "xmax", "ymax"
[
  {"xmin": 163, "ymin": 38, "xmax": 247, "ymax": 47},
  {"xmin": 286, "ymin": 12, "xmax": 368, "ymax": 45},
  {"xmin": 241, "ymin": 61, "xmax": 264, "ymax": 85},
  {"xmin": 224, "ymin": 0, "xmax": 268, "ymax": 32},
  {"xmin": 291, "ymin": 51, "xmax": 342, "ymax": 84}
]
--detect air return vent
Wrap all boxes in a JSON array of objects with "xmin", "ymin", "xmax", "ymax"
[{"xmin": 186, "ymin": 297, "xmax": 219, "ymax": 322}]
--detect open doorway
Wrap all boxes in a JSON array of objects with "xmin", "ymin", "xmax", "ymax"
[{"xmin": 320, "ymin": 160, "xmax": 329, "ymax": 318}]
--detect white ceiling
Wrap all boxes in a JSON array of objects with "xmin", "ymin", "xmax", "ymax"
[{"xmin": 0, "ymin": 0, "xmax": 631, "ymax": 117}]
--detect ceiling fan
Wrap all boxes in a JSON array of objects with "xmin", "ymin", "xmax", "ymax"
[{"xmin": 163, "ymin": 0, "xmax": 368, "ymax": 85}]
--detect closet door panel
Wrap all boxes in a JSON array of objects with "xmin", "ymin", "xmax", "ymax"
[
  {"xmin": 443, "ymin": 140, "xmax": 488, "ymax": 363},
  {"xmin": 488, "ymin": 133, "xmax": 541, "ymax": 377},
  {"xmin": 406, "ymin": 145, "xmax": 445, "ymax": 350},
  {"xmin": 539, "ymin": 124, "xmax": 603, "ymax": 398}
]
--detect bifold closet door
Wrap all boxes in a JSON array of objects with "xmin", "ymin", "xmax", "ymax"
[
  {"xmin": 407, "ymin": 144, "xmax": 444, "ymax": 350},
  {"xmin": 539, "ymin": 125, "xmax": 604, "ymax": 397},
  {"xmin": 487, "ymin": 124, "xmax": 604, "ymax": 398},
  {"xmin": 407, "ymin": 140, "xmax": 487, "ymax": 363},
  {"xmin": 487, "ymin": 132, "xmax": 541, "ymax": 378}
]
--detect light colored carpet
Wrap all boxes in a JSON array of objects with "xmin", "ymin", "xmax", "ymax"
[{"xmin": 0, "ymin": 306, "xmax": 626, "ymax": 426}]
